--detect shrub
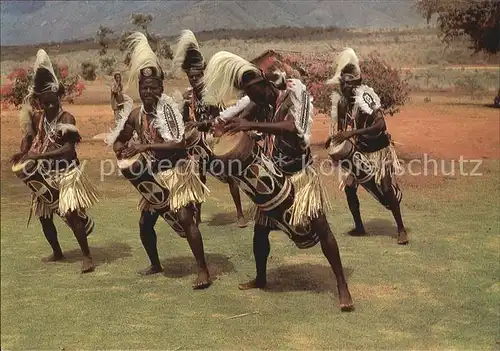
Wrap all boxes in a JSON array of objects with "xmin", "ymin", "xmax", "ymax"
[
  {"xmin": 156, "ymin": 38, "xmax": 173, "ymax": 61},
  {"xmin": 360, "ymin": 52, "xmax": 411, "ymax": 115},
  {"xmin": 80, "ymin": 61, "xmax": 97, "ymax": 81},
  {"xmin": 276, "ymin": 51, "xmax": 410, "ymax": 115},
  {"xmin": 99, "ymin": 56, "xmax": 117, "ymax": 75},
  {"xmin": 454, "ymin": 72, "xmax": 485, "ymax": 100},
  {"xmin": 1, "ymin": 64, "xmax": 86, "ymax": 108}
]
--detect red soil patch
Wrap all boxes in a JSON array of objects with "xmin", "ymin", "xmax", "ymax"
[{"xmin": 312, "ymin": 103, "xmax": 499, "ymax": 160}]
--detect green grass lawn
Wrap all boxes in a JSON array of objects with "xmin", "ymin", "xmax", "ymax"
[{"xmin": 1, "ymin": 160, "xmax": 499, "ymax": 350}]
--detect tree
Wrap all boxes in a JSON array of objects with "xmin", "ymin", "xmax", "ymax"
[
  {"xmin": 95, "ymin": 25, "xmax": 114, "ymax": 56},
  {"xmin": 116, "ymin": 13, "xmax": 173, "ymax": 65},
  {"xmin": 416, "ymin": 0, "xmax": 500, "ymax": 54},
  {"xmin": 100, "ymin": 56, "xmax": 117, "ymax": 75},
  {"xmin": 130, "ymin": 13, "xmax": 157, "ymax": 47}
]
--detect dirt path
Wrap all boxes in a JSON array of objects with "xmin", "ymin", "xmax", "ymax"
[{"xmin": 312, "ymin": 103, "xmax": 499, "ymax": 160}]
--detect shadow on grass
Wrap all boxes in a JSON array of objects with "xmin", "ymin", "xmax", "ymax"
[
  {"xmin": 161, "ymin": 253, "xmax": 235, "ymax": 280},
  {"xmin": 264, "ymin": 264, "xmax": 354, "ymax": 295},
  {"xmin": 206, "ymin": 211, "xmax": 239, "ymax": 227},
  {"xmin": 345, "ymin": 218, "xmax": 411, "ymax": 239},
  {"xmin": 62, "ymin": 242, "xmax": 133, "ymax": 266}
]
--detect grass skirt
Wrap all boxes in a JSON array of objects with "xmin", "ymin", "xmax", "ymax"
[
  {"xmin": 139, "ymin": 158, "xmax": 209, "ymax": 213},
  {"xmin": 33, "ymin": 166, "xmax": 100, "ymax": 218},
  {"xmin": 340, "ymin": 143, "xmax": 402, "ymax": 189}
]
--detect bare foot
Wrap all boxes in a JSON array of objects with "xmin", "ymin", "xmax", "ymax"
[
  {"xmin": 42, "ymin": 253, "xmax": 65, "ymax": 262},
  {"xmin": 397, "ymin": 229, "xmax": 409, "ymax": 245},
  {"xmin": 338, "ymin": 287, "xmax": 354, "ymax": 312},
  {"xmin": 347, "ymin": 228, "xmax": 366, "ymax": 236},
  {"xmin": 139, "ymin": 265, "xmax": 163, "ymax": 276},
  {"xmin": 238, "ymin": 278, "xmax": 267, "ymax": 290},
  {"xmin": 81, "ymin": 256, "xmax": 95, "ymax": 274},
  {"xmin": 237, "ymin": 216, "xmax": 248, "ymax": 228},
  {"xmin": 192, "ymin": 269, "xmax": 212, "ymax": 290}
]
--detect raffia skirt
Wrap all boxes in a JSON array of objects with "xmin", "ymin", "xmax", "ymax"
[
  {"xmin": 340, "ymin": 143, "xmax": 403, "ymax": 189},
  {"xmin": 138, "ymin": 158, "xmax": 209, "ymax": 213},
  {"xmin": 33, "ymin": 165, "xmax": 100, "ymax": 218}
]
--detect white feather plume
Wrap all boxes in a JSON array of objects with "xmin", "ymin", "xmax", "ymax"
[
  {"xmin": 203, "ymin": 51, "xmax": 260, "ymax": 107},
  {"xmin": 218, "ymin": 95, "xmax": 251, "ymax": 121},
  {"xmin": 326, "ymin": 48, "xmax": 360, "ymax": 85},
  {"xmin": 33, "ymin": 49, "xmax": 59, "ymax": 93},
  {"xmin": 172, "ymin": 29, "xmax": 201, "ymax": 73},
  {"xmin": 105, "ymin": 94, "xmax": 134, "ymax": 146},
  {"xmin": 126, "ymin": 31, "xmax": 162, "ymax": 91},
  {"xmin": 19, "ymin": 101, "xmax": 34, "ymax": 135},
  {"xmin": 329, "ymin": 91, "xmax": 342, "ymax": 136}
]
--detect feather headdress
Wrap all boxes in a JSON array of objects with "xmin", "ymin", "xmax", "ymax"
[
  {"xmin": 173, "ymin": 29, "xmax": 205, "ymax": 74},
  {"xmin": 326, "ymin": 48, "xmax": 360, "ymax": 85},
  {"xmin": 19, "ymin": 49, "xmax": 61, "ymax": 135},
  {"xmin": 126, "ymin": 31, "xmax": 164, "ymax": 91},
  {"xmin": 203, "ymin": 51, "xmax": 261, "ymax": 106},
  {"xmin": 33, "ymin": 49, "xmax": 60, "ymax": 95}
]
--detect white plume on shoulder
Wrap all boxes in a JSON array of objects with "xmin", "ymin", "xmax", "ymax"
[
  {"xmin": 287, "ymin": 79, "xmax": 314, "ymax": 146},
  {"xmin": 329, "ymin": 90, "xmax": 342, "ymax": 136},
  {"xmin": 33, "ymin": 49, "xmax": 59, "ymax": 92},
  {"xmin": 354, "ymin": 85, "xmax": 381, "ymax": 115},
  {"xmin": 326, "ymin": 47, "xmax": 360, "ymax": 85},
  {"xmin": 172, "ymin": 29, "xmax": 199, "ymax": 73},
  {"xmin": 105, "ymin": 94, "xmax": 134, "ymax": 146},
  {"xmin": 203, "ymin": 51, "xmax": 260, "ymax": 107},
  {"xmin": 126, "ymin": 31, "xmax": 162, "ymax": 91},
  {"xmin": 19, "ymin": 102, "xmax": 34, "ymax": 135}
]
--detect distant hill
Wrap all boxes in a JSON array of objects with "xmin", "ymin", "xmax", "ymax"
[{"xmin": 0, "ymin": 0, "xmax": 427, "ymax": 45}]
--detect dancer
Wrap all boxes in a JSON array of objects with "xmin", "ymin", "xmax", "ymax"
[
  {"xmin": 11, "ymin": 49, "xmax": 100, "ymax": 273},
  {"xmin": 173, "ymin": 29, "xmax": 248, "ymax": 227},
  {"xmin": 203, "ymin": 51, "xmax": 353, "ymax": 311},
  {"xmin": 326, "ymin": 48, "xmax": 408, "ymax": 244},
  {"xmin": 107, "ymin": 32, "xmax": 212, "ymax": 288}
]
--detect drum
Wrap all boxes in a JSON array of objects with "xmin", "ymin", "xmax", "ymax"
[
  {"xmin": 185, "ymin": 127, "xmax": 212, "ymax": 161},
  {"xmin": 327, "ymin": 139, "xmax": 374, "ymax": 184},
  {"xmin": 117, "ymin": 153, "xmax": 185, "ymax": 236},
  {"xmin": 212, "ymin": 132, "xmax": 258, "ymax": 175},
  {"xmin": 212, "ymin": 132, "xmax": 318, "ymax": 248},
  {"xmin": 12, "ymin": 159, "xmax": 60, "ymax": 211}
]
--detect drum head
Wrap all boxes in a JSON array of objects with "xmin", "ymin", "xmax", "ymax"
[
  {"xmin": 212, "ymin": 132, "xmax": 244, "ymax": 156},
  {"xmin": 328, "ymin": 140, "xmax": 353, "ymax": 158},
  {"xmin": 117, "ymin": 153, "xmax": 142, "ymax": 169}
]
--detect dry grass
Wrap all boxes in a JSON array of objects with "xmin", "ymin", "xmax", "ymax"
[{"xmin": 1, "ymin": 27, "xmax": 499, "ymax": 93}]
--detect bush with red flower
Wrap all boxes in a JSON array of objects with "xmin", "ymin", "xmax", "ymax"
[
  {"xmin": 271, "ymin": 50, "xmax": 410, "ymax": 116},
  {"xmin": 0, "ymin": 63, "xmax": 86, "ymax": 108}
]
